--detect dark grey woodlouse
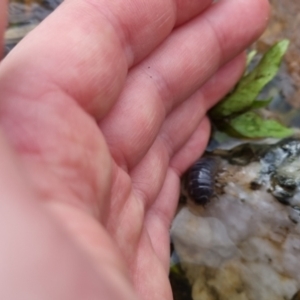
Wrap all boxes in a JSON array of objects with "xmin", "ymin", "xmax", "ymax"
[{"xmin": 186, "ymin": 156, "xmax": 220, "ymax": 205}]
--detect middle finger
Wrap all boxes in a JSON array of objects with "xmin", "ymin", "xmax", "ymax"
[{"xmin": 99, "ymin": 0, "xmax": 269, "ymax": 170}]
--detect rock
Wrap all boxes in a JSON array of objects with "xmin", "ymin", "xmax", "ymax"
[{"xmin": 172, "ymin": 138, "xmax": 300, "ymax": 300}]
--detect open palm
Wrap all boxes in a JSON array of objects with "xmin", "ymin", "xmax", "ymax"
[{"xmin": 0, "ymin": 0, "xmax": 269, "ymax": 299}]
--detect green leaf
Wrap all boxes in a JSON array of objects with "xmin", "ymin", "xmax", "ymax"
[
  {"xmin": 228, "ymin": 112, "xmax": 294, "ymax": 138},
  {"xmin": 210, "ymin": 40, "xmax": 290, "ymax": 119},
  {"xmin": 249, "ymin": 98, "xmax": 273, "ymax": 109},
  {"xmin": 246, "ymin": 50, "xmax": 257, "ymax": 67}
]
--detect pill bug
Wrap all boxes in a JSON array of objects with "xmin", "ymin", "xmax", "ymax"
[{"xmin": 186, "ymin": 156, "xmax": 220, "ymax": 205}]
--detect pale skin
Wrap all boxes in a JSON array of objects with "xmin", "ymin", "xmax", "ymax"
[{"xmin": 0, "ymin": 0, "xmax": 269, "ymax": 299}]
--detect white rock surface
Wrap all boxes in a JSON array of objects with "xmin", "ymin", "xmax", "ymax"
[{"xmin": 171, "ymin": 153, "xmax": 300, "ymax": 300}]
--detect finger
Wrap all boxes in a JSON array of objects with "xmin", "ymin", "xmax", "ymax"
[
  {"xmin": 144, "ymin": 167, "xmax": 180, "ymax": 270},
  {"xmin": 175, "ymin": 0, "xmax": 212, "ymax": 26},
  {"xmin": 99, "ymin": 0, "xmax": 269, "ymax": 170},
  {"xmin": 0, "ymin": 0, "xmax": 7, "ymax": 58},
  {"xmin": 170, "ymin": 117, "xmax": 211, "ymax": 174},
  {"xmin": 157, "ymin": 53, "xmax": 246, "ymax": 167},
  {"xmin": 144, "ymin": 119, "xmax": 210, "ymax": 270},
  {"xmin": 131, "ymin": 227, "xmax": 174, "ymax": 300},
  {"xmin": 128, "ymin": 53, "xmax": 245, "ymax": 209},
  {"xmin": 59, "ymin": 0, "xmax": 212, "ymax": 65},
  {"xmin": 0, "ymin": 0, "xmax": 212, "ymax": 118}
]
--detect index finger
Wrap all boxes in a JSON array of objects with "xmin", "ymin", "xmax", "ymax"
[{"xmin": 0, "ymin": 0, "xmax": 213, "ymax": 117}]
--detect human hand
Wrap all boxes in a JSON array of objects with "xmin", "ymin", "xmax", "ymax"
[{"xmin": 0, "ymin": 0, "xmax": 269, "ymax": 299}]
